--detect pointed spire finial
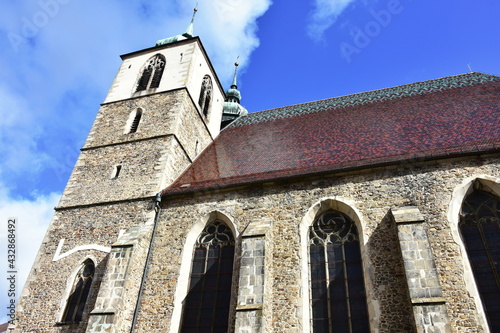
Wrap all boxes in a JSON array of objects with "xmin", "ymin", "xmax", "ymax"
[
  {"xmin": 156, "ymin": 6, "xmax": 199, "ymax": 46},
  {"xmin": 222, "ymin": 57, "xmax": 248, "ymax": 128},
  {"xmin": 231, "ymin": 56, "xmax": 240, "ymax": 88},
  {"xmin": 183, "ymin": 6, "xmax": 198, "ymax": 38}
]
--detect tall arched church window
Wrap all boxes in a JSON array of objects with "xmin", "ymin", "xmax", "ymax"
[
  {"xmin": 309, "ymin": 210, "xmax": 369, "ymax": 333},
  {"xmin": 62, "ymin": 259, "xmax": 95, "ymax": 323},
  {"xmin": 460, "ymin": 189, "xmax": 500, "ymax": 331},
  {"xmin": 198, "ymin": 75, "xmax": 212, "ymax": 117},
  {"xmin": 180, "ymin": 220, "xmax": 235, "ymax": 332},
  {"xmin": 135, "ymin": 54, "xmax": 165, "ymax": 92}
]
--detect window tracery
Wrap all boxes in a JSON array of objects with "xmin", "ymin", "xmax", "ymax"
[
  {"xmin": 460, "ymin": 189, "xmax": 500, "ymax": 331},
  {"xmin": 128, "ymin": 109, "xmax": 142, "ymax": 133},
  {"xmin": 309, "ymin": 210, "xmax": 369, "ymax": 333},
  {"xmin": 61, "ymin": 259, "xmax": 95, "ymax": 323},
  {"xmin": 180, "ymin": 220, "xmax": 235, "ymax": 332},
  {"xmin": 135, "ymin": 54, "xmax": 165, "ymax": 92}
]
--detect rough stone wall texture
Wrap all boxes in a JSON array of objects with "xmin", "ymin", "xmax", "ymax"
[
  {"xmin": 87, "ymin": 225, "xmax": 153, "ymax": 333},
  {"xmin": 59, "ymin": 136, "xmax": 184, "ymax": 207},
  {"xmin": 59, "ymin": 89, "xmax": 213, "ymax": 208},
  {"xmin": 234, "ymin": 237, "xmax": 266, "ymax": 332},
  {"xmin": 84, "ymin": 89, "xmax": 211, "ymax": 154},
  {"xmin": 413, "ymin": 304, "xmax": 450, "ymax": 333},
  {"xmin": 135, "ymin": 154, "xmax": 499, "ymax": 333},
  {"xmin": 392, "ymin": 207, "xmax": 451, "ymax": 332},
  {"xmin": 13, "ymin": 200, "xmax": 153, "ymax": 333},
  {"xmin": 238, "ymin": 237, "xmax": 265, "ymax": 306}
]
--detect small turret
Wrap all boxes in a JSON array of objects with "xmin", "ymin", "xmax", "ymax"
[
  {"xmin": 156, "ymin": 8, "xmax": 198, "ymax": 46},
  {"xmin": 221, "ymin": 62, "xmax": 248, "ymax": 129}
]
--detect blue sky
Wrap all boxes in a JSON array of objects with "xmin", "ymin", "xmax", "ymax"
[{"xmin": 1, "ymin": 0, "xmax": 500, "ymax": 324}]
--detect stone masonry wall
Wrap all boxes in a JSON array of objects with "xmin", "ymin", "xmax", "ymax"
[
  {"xmin": 84, "ymin": 89, "xmax": 210, "ymax": 154},
  {"xmin": 13, "ymin": 200, "xmax": 154, "ymax": 333},
  {"xmin": 135, "ymin": 154, "xmax": 500, "ymax": 333},
  {"xmin": 59, "ymin": 136, "xmax": 183, "ymax": 207},
  {"xmin": 87, "ymin": 225, "xmax": 153, "ymax": 333},
  {"xmin": 59, "ymin": 89, "xmax": 213, "ymax": 208}
]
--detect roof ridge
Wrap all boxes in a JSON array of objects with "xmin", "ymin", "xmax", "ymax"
[{"xmin": 228, "ymin": 72, "xmax": 500, "ymax": 128}]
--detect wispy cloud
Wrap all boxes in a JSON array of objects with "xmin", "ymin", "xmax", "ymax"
[
  {"xmin": 193, "ymin": 0, "xmax": 273, "ymax": 80},
  {"xmin": 0, "ymin": 186, "xmax": 61, "ymax": 324},
  {"xmin": 307, "ymin": 0, "xmax": 357, "ymax": 42}
]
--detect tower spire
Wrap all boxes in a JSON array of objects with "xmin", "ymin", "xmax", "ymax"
[
  {"xmin": 231, "ymin": 58, "xmax": 239, "ymax": 88},
  {"xmin": 182, "ymin": 7, "xmax": 198, "ymax": 38},
  {"xmin": 156, "ymin": 7, "xmax": 198, "ymax": 46},
  {"xmin": 221, "ymin": 58, "xmax": 248, "ymax": 129}
]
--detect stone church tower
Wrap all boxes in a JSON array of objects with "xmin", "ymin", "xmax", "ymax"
[{"xmin": 12, "ymin": 14, "xmax": 230, "ymax": 333}]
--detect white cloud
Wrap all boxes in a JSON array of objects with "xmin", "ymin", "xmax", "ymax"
[
  {"xmin": 0, "ymin": 186, "xmax": 61, "ymax": 324},
  {"xmin": 189, "ymin": 0, "xmax": 273, "ymax": 81},
  {"xmin": 0, "ymin": 85, "xmax": 51, "ymax": 178},
  {"xmin": 307, "ymin": 0, "xmax": 356, "ymax": 42}
]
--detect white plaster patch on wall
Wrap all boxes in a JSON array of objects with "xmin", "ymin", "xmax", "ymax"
[{"xmin": 52, "ymin": 239, "xmax": 111, "ymax": 262}]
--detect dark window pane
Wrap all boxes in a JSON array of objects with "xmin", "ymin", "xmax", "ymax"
[
  {"xmin": 181, "ymin": 220, "xmax": 235, "ymax": 332},
  {"xmin": 309, "ymin": 210, "xmax": 369, "ymax": 332},
  {"xmin": 460, "ymin": 190, "xmax": 500, "ymax": 331},
  {"xmin": 62, "ymin": 260, "xmax": 95, "ymax": 322}
]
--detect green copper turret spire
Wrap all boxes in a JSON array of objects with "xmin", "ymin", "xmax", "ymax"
[
  {"xmin": 222, "ymin": 60, "xmax": 248, "ymax": 129},
  {"xmin": 156, "ymin": 7, "xmax": 198, "ymax": 46}
]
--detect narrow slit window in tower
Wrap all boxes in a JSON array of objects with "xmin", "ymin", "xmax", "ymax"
[
  {"xmin": 129, "ymin": 109, "xmax": 142, "ymax": 133},
  {"xmin": 198, "ymin": 75, "xmax": 213, "ymax": 117},
  {"xmin": 112, "ymin": 165, "xmax": 122, "ymax": 179}
]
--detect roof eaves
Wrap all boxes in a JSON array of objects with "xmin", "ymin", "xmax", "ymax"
[
  {"xmin": 161, "ymin": 144, "xmax": 500, "ymax": 198},
  {"xmin": 228, "ymin": 72, "xmax": 500, "ymax": 128}
]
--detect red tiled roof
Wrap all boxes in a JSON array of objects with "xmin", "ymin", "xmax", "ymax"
[{"xmin": 161, "ymin": 73, "xmax": 500, "ymax": 196}]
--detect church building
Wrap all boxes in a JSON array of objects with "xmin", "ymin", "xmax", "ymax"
[{"xmin": 11, "ymin": 10, "xmax": 500, "ymax": 333}]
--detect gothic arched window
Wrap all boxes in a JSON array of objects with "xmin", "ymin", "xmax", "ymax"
[
  {"xmin": 135, "ymin": 54, "xmax": 165, "ymax": 92},
  {"xmin": 460, "ymin": 189, "xmax": 500, "ymax": 331},
  {"xmin": 180, "ymin": 220, "xmax": 235, "ymax": 332},
  {"xmin": 309, "ymin": 210, "xmax": 369, "ymax": 332},
  {"xmin": 62, "ymin": 259, "xmax": 95, "ymax": 323},
  {"xmin": 198, "ymin": 75, "xmax": 212, "ymax": 117}
]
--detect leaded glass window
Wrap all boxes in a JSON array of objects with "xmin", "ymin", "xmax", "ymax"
[
  {"xmin": 460, "ymin": 189, "xmax": 500, "ymax": 331},
  {"xmin": 181, "ymin": 220, "xmax": 235, "ymax": 332},
  {"xmin": 62, "ymin": 259, "xmax": 95, "ymax": 323},
  {"xmin": 198, "ymin": 75, "xmax": 212, "ymax": 117},
  {"xmin": 309, "ymin": 210, "xmax": 369, "ymax": 333},
  {"xmin": 135, "ymin": 54, "xmax": 165, "ymax": 92}
]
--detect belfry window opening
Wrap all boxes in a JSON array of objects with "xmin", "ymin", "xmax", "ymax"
[
  {"xmin": 135, "ymin": 54, "xmax": 166, "ymax": 92},
  {"xmin": 198, "ymin": 75, "xmax": 213, "ymax": 117}
]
